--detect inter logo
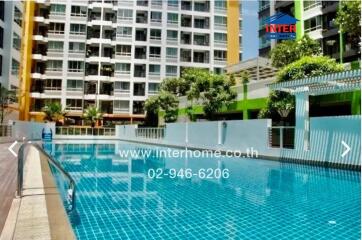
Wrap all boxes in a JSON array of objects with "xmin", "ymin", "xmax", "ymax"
[{"xmin": 264, "ymin": 13, "xmax": 299, "ymax": 40}]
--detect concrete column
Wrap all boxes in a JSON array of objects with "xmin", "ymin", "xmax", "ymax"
[{"xmin": 295, "ymin": 91, "xmax": 309, "ymax": 151}]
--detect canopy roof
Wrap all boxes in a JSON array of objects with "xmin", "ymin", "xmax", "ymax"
[
  {"xmin": 267, "ymin": 70, "xmax": 361, "ymax": 96},
  {"xmin": 226, "ymin": 57, "xmax": 277, "ymax": 81}
]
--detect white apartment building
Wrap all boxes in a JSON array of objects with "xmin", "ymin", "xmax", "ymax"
[
  {"xmin": 0, "ymin": 0, "xmax": 23, "ymax": 90},
  {"xmin": 26, "ymin": 0, "xmax": 242, "ymax": 124}
]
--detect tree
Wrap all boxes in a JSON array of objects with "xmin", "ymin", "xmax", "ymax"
[
  {"xmin": 188, "ymin": 72, "xmax": 236, "ymax": 120},
  {"xmin": 335, "ymin": 0, "xmax": 361, "ymax": 37},
  {"xmin": 82, "ymin": 106, "xmax": 103, "ymax": 128},
  {"xmin": 42, "ymin": 102, "xmax": 67, "ymax": 124},
  {"xmin": 259, "ymin": 56, "xmax": 344, "ymax": 122},
  {"xmin": 144, "ymin": 91, "xmax": 179, "ymax": 125},
  {"xmin": 0, "ymin": 87, "xmax": 16, "ymax": 124},
  {"xmin": 270, "ymin": 35, "xmax": 322, "ymax": 68},
  {"xmin": 160, "ymin": 77, "xmax": 190, "ymax": 96}
]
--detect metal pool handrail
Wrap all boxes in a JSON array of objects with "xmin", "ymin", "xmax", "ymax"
[{"xmin": 17, "ymin": 143, "xmax": 76, "ymax": 212}]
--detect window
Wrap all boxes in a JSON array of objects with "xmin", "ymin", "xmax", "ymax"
[
  {"xmin": 214, "ymin": 16, "xmax": 227, "ymax": 27},
  {"xmin": 167, "ymin": 30, "xmax": 178, "ymax": 40},
  {"xmin": 71, "ymin": 6, "xmax": 87, "ymax": 17},
  {"xmin": 150, "ymin": 29, "xmax": 161, "ymax": 40},
  {"xmin": 115, "ymin": 63, "xmax": 131, "ymax": 74},
  {"xmin": 117, "ymin": 27, "xmax": 132, "ymax": 37},
  {"xmin": 44, "ymin": 79, "xmax": 61, "ymax": 91},
  {"xmin": 148, "ymin": 83, "xmax": 159, "ymax": 94},
  {"xmin": 116, "ymin": 45, "xmax": 131, "ymax": 56},
  {"xmin": 14, "ymin": 7, "xmax": 22, "ymax": 26},
  {"xmin": 48, "ymin": 41, "xmax": 64, "ymax": 52},
  {"xmin": 70, "ymin": 24, "xmax": 86, "ymax": 35},
  {"xmin": 149, "ymin": 65, "xmax": 160, "ymax": 75},
  {"xmin": 69, "ymin": 42, "xmax": 85, "ymax": 53},
  {"xmin": 47, "ymin": 60, "xmax": 62, "ymax": 71},
  {"xmin": 151, "ymin": 12, "xmax": 162, "ymax": 23},
  {"xmin": 214, "ymin": 33, "xmax": 227, "ymax": 43},
  {"xmin": 133, "ymin": 83, "xmax": 145, "ymax": 96},
  {"xmin": 67, "ymin": 80, "xmax": 83, "ymax": 91},
  {"xmin": 168, "ymin": 0, "xmax": 178, "ymax": 7},
  {"xmin": 166, "ymin": 48, "xmax": 177, "ymax": 59},
  {"xmin": 166, "ymin": 65, "xmax": 177, "ymax": 76},
  {"xmin": 49, "ymin": 23, "xmax": 65, "ymax": 34},
  {"xmin": 66, "ymin": 99, "xmax": 82, "ymax": 110},
  {"xmin": 215, "ymin": 0, "xmax": 226, "ymax": 10},
  {"xmin": 68, "ymin": 61, "xmax": 84, "ymax": 72},
  {"xmin": 167, "ymin": 13, "xmax": 178, "ymax": 24},
  {"xmin": 214, "ymin": 50, "xmax": 227, "ymax": 61},
  {"xmin": 114, "ymin": 82, "xmax": 130, "ymax": 92},
  {"xmin": 149, "ymin": 47, "xmax": 161, "ymax": 58},
  {"xmin": 12, "ymin": 33, "xmax": 21, "ymax": 50},
  {"xmin": 11, "ymin": 59, "xmax": 20, "ymax": 75},
  {"xmin": 113, "ymin": 100, "xmax": 129, "ymax": 112},
  {"xmin": 50, "ymin": 4, "xmax": 66, "ymax": 15},
  {"xmin": 304, "ymin": 16, "xmax": 322, "ymax": 33},
  {"xmin": 0, "ymin": 27, "xmax": 3, "ymax": 49},
  {"xmin": 118, "ymin": 9, "xmax": 133, "ymax": 20},
  {"xmin": 0, "ymin": 56, "xmax": 2, "ymax": 76}
]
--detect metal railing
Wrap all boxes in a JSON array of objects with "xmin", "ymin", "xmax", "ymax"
[
  {"xmin": 0, "ymin": 125, "xmax": 12, "ymax": 137},
  {"xmin": 17, "ymin": 143, "xmax": 76, "ymax": 212},
  {"xmin": 268, "ymin": 126, "xmax": 295, "ymax": 149},
  {"xmin": 135, "ymin": 127, "xmax": 165, "ymax": 139},
  {"xmin": 56, "ymin": 126, "xmax": 116, "ymax": 136}
]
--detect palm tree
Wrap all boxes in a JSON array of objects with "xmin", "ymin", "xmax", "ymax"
[
  {"xmin": 0, "ymin": 87, "xmax": 16, "ymax": 124},
  {"xmin": 82, "ymin": 106, "xmax": 103, "ymax": 128},
  {"xmin": 42, "ymin": 102, "xmax": 67, "ymax": 125}
]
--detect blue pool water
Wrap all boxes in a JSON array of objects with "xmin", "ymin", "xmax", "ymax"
[{"xmin": 49, "ymin": 142, "xmax": 361, "ymax": 240}]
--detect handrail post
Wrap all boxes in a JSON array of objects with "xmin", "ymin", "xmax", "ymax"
[{"xmin": 280, "ymin": 127, "xmax": 283, "ymax": 149}]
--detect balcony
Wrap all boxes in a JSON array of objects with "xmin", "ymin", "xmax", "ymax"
[
  {"xmin": 181, "ymin": 1, "xmax": 192, "ymax": 11},
  {"xmin": 180, "ymin": 32, "xmax": 191, "ymax": 45},
  {"xmin": 115, "ymin": 45, "xmax": 132, "ymax": 60},
  {"xmin": 136, "ymin": 11, "xmax": 148, "ymax": 24},
  {"xmin": 100, "ymin": 82, "xmax": 114, "ymax": 96},
  {"xmin": 194, "ymin": 1, "xmax": 209, "ymax": 12},
  {"xmin": 133, "ymin": 83, "xmax": 146, "ymax": 96},
  {"xmin": 135, "ymin": 47, "xmax": 147, "ymax": 59},
  {"xmin": 180, "ymin": 49, "xmax": 191, "ymax": 62},
  {"xmin": 137, "ymin": 0, "xmax": 148, "ymax": 7},
  {"xmin": 193, "ymin": 34, "xmax": 209, "ymax": 46},
  {"xmin": 149, "ymin": 47, "xmax": 161, "ymax": 61},
  {"xmin": 193, "ymin": 51, "xmax": 209, "ymax": 64},
  {"xmin": 135, "ymin": 29, "xmax": 147, "ymax": 41},
  {"xmin": 181, "ymin": 15, "xmax": 192, "ymax": 27},
  {"xmin": 133, "ymin": 101, "xmax": 145, "ymax": 115},
  {"xmin": 113, "ymin": 101, "xmax": 130, "ymax": 114},
  {"xmin": 134, "ymin": 65, "xmax": 146, "ymax": 78},
  {"xmin": 194, "ymin": 17, "xmax": 209, "ymax": 29}
]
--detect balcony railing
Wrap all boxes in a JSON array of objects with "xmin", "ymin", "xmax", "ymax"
[
  {"xmin": 135, "ymin": 127, "xmax": 165, "ymax": 139},
  {"xmin": 0, "ymin": 125, "xmax": 12, "ymax": 137},
  {"xmin": 268, "ymin": 126, "xmax": 295, "ymax": 149},
  {"xmin": 56, "ymin": 127, "xmax": 116, "ymax": 136}
]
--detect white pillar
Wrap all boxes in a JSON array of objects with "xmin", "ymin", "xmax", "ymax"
[{"xmin": 295, "ymin": 91, "xmax": 310, "ymax": 151}]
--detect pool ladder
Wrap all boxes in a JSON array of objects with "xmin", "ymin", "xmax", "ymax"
[{"xmin": 16, "ymin": 143, "xmax": 76, "ymax": 212}]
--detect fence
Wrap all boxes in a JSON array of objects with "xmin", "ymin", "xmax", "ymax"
[
  {"xmin": 268, "ymin": 126, "xmax": 295, "ymax": 149},
  {"xmin": 55, "ymin": 127, "xmax": 115, "ymax": 136},
  {"xmin": 135, "ymin": 127, "xmax": 165, "ymax": 139},
  {"xmin": 0, "ymin": 125, "xmax": 12, "ymax": 137}
]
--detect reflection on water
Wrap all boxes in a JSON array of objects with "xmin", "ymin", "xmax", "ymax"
[{"xmin": 49, "ymin": 142, "xmax": 361, "ymax": 240}]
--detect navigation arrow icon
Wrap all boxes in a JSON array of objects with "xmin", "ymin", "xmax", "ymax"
[
  {"xmin": 341, "ymin": 141, "xmax": 351, "ymax": 158},
  {"xmin": 8, "ymin": 141, "xmax": 18, "ymax": 157}
]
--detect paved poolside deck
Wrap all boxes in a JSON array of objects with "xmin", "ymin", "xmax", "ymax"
[{"xmin": 0, "ymin": 142, "xmax": 19, "ymax": 233}]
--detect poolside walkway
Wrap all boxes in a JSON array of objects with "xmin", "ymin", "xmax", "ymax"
[{"xmin": 0, "ymin": 142, "xmax": 19, "ymax": 233}]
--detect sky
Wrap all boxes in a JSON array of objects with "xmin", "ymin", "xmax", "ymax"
[{"xmin": 242, "ymin": 0, "xmax": 259, "ymax": 60}]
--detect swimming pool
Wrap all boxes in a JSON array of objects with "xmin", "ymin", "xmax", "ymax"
[{"xmin": 49, "ymin": 142, "xmax": 360, "ymax": 240}]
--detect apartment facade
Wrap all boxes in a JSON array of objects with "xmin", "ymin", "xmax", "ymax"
[
  {"xmin": 0, "ymin": 0, "xmax": 23, "ymax": 90},
  {"xmin": 19, "ymin": 0, "xmax": 243, "ymax": 124},
  {"xmin": 258, "ymin": 0, "xmax": 360, "ymax": 63}
]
